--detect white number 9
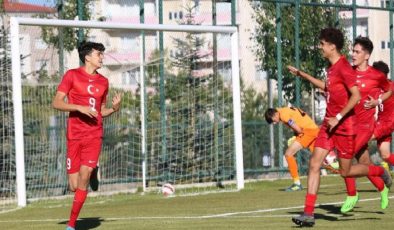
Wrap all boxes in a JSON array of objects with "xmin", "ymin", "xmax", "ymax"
[{"xmin": 89, "ymin": 97, "xmax": 96, "ymax": 110}]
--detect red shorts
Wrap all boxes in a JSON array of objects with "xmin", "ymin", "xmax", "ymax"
[
  {"xmin": 314, "ymin": 123, "xmax": 355, "ymax": 159},
  {"xmin": 374, "ymin": 120, "xmax": 393, "ymax": 147},
  {"xmin": 354, "ymin": 121, "xmax": 375, "ymax": 154},
  {"xmin": 66, "ymin": 138, "xmax": 102, "ymax": 174}
]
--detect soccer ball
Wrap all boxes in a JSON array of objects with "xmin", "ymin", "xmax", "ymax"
[
  {"xmin": 162, "ymin": 183, "xmax": 175, "ymax": 196},
  {"xmin": 323, "ymin": 150, "xmax": 337, "ymax": 166}
]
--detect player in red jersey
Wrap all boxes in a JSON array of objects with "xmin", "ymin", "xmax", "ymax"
[
  {"xmin": 52, "ymin": 42, "xmax": 121, "ymax": 230},
  {"xmin": 287, "ymin": 28, "xmax": 388, "ymax": 227},
  {"xmin": 367, "ymin": 61, "xmax": 394, "ymax": 166},
  {"xmin": 339, "ymin": 37, "xmax": 392, "ymax": 214}
]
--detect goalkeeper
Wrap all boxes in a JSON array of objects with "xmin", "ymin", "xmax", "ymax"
[{"xmin": 265, "ymin": 107, "xmax": 327, "ymax": 191}]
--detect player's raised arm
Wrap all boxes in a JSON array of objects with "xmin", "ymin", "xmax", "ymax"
[
  {"xmin": 101, "ymin": 93, "xmax": 122, "ymax": 117},
  {"xmin": 287, "ymin": 65, "xmax": 326, "ymax": 90}
]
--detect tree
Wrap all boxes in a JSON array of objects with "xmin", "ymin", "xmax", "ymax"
[
  {"xmin": 40, "ymin": 0, "xmax": 92, "ymax": 51},
  {"xmin": 0, "ymin": 8, "xmax": 15, "ymax": 196},
  {"xmin": 252, "ymin": 1, "xmax": 348, "ymax": 102}
]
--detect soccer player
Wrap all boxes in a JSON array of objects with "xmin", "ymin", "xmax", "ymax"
[
  {"xmin": 340, "ymin": 37, "xmax": 392, "ymax": 214},
  {"xmin": 370, "ymin": 61, "xmax": 394, "ymax": 165},
  {"xmin": 287, "ymin": 28, "xmax": 389, "ymax": 227},
  {"xmin": 265, "ymin": 107, "xmax": 320, "ymax": 191},
  {"xmin": 52, "ymin": 42, "xmax": 122, "ymax": 230}
]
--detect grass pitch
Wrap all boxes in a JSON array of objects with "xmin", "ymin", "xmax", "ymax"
[{"xmin": 0, "ymin": 175, "xmax": 393, "ymax": 229}]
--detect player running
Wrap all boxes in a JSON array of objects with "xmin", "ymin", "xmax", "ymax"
[
  {"xmin": 52, "ymin": 42, "xmax": 122, "ymax": 230},
  {"xmin": 340, "ymin": 37, "xmax": 392, "ymax": 214},
  {"xmin": 287, "ymin": 28, "xmax": 389, "ymax": 227}
]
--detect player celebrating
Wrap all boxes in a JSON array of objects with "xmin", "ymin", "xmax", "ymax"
[
  {"xmin": 340, "ymin": 37, "xmax": 392, "ymax": 214},
  {"xmin": 52, "ymin": 42, "xmax": 121, "ymax": 230},
  {"xmin": 265, "ymin": 107, "xmax": 320, "ymax": 191},
  {"xmin": 287, "ymin": 28, "xmax": 389, "ymax": 227}
]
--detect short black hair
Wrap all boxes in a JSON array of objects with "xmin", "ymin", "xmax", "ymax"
[
  {"xmin": 78, "ymin": 41, "xmax": 105, "ymax": 64},
  {"xmin": 354, "ymin": 36, "xmax": 374, "ymax": 54},
  {"xmin": 319, "ymin": 28, "xmax": 344, "ymax": 51},
  {"xmin": 264, "ymin": 108, "xmax": 277, "ymax": 124},
  {"xmin": 373, "ymin": 61, "xmax": 389, "ymax": 76}
]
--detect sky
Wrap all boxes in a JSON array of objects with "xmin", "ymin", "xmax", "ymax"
[{"xmin": 19, "ymin": 0, "xmax": 56, "ymax": 7}]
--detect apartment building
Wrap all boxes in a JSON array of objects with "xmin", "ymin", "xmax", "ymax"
[{"xmin": 2, "ymin": 0, "xmax": 57, "ymax": 83}]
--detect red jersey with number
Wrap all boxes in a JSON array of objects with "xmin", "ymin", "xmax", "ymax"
[
  {"xmin": 57, "ymin": 67, "xmax": 109, "ymax": 140},
  {"xmin": 354, "ymin": 66, "xmax": 391, "ymax": 124},
  {"xmin": 378, "ymin": 81, "xmax": 394, "ymax": 122},
  {"xmin": 324, "ymin": 56, "xmax": 357, "ymax": 135}
]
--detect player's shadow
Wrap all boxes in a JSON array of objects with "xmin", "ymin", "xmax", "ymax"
[{"xmin": 59, "ymin": 217, "xmax": 110, "ymax": 229}]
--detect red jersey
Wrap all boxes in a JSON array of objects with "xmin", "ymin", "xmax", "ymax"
[
  {"xmin": 354, "ymin": 66, "xmax": 391, "ymax": 123},
  {"xmin": 324, "ymin": 56, "xmax": 357, "ymax": 135},
  {"xmin": 378, "ymin": 81, "xmax": 394, "ymax": 122},
  {"xmin": 57, "ymin": 67, "xmax": 109, "ymax": 140}
]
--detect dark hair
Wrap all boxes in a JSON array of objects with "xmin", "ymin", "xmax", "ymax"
[
  {"xmin": 354, "ymin": 36, "xmax": 374, "ymax": 54},
  {"xmin": 264, "ymin": 108, "xmax": 277, "ymax": 124},
  {"xmin": 78, "ymin": 41, "xmax": 105, "ymax": 64},
  {"xmin": 319, "ymin": 28, "xmax": 344, "ymax": 51},
  {"xmin": 373, "ymin": 61, "xmax": 389, "ymax": 76}
]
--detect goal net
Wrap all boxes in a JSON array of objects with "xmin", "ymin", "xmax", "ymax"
[{"xmin": 2, "ymin": 17, "xmax": 243, "ymax": 209}]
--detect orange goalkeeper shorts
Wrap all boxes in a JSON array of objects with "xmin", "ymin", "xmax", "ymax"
[{"xmin": 296, "ymin": 128, "xmax": 319, "ymax": 152}]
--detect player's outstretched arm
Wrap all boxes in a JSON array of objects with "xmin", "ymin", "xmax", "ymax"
[
  {"xmin": 287, "ymin": 65, "xmax": 325, "ymax": 90},
  {"xmin": 52, "ymin": 91, "xmax": 98, "ymax": 118},
  {"xmin": 102, "ymin": 93, "xmax": 122, "ymax": 117}
]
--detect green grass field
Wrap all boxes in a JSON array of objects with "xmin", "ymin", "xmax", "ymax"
[{"xmin": 1, "ymin": 175, "xmax": 393, "ymax": 229}]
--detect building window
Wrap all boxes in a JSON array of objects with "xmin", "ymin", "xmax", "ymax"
[
  {"xmin": 35, "ymin": 38, "xmax": 47, "ymax": 49},
  {"xmin": 382, "ymin": 41, "xmax": 386, "ymax": 49},
  {"xmin": 174, "ymin": 12, "xmax": 178, "ymax": 19},
  {"xmin": 169, "ymin": 12, "xmax": 172, "ymax": 20},
  {"xmin": 255, "ymin": 69, "xmax": 267, "ymax": 81},
  {"xmin": 35, "ymin": 59, "xmax": 48, "ymax": 71},
  {"xmin": 122, "ymin": 70, "xmax": 139, "ymax": 85},
  {"xmin": 179, "ymin": 11, "xmax": 183, "ymax": 19},
  {"xmin": 194, "ymin": 0, "xmax": 200, "ymax": 13},
  {"xmin": 388, "ymin": 42, "xmax": 391, "ymax": 48}
]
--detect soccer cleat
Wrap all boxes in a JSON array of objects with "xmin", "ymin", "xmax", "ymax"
[
  {"xmin": 381, "ymin": 186, "xmax": 389, "ymax": 210},
  {"xmin": 381, "ymin": 168, "xmax": 392, "ymax": 189},
  {"xmin": 66, "ymin": 226, "xmax": 75, "ymax": 230},
  {"xmin": 285, "ymin": 183, "xmax": 303, "ymax": 192},
  {"xmin": 340, "ymin": 193, "xmax": 359, "ymax": 214},
  {"xmin": 292, "ymin": 213, "xmax": 315, "ymax": 227},
  {"xmin": 89, "ymin": 166, "xmax": 99, "ymax": 191}
]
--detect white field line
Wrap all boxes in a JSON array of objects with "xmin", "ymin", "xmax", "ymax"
[{"xmin": 0, "ymin": 196, "xmax": 390, "ymax": 223}]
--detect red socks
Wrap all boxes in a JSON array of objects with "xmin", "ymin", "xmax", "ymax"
[
  {"xmin": 367, "ymin": 165, "xmax": 384, "ymax": 177},
  {"xmin": 384, "ymin": 154, "xmax": 394, "ymax": 165},
  {"xmin": 344, "ymin": 177, "xmax": 357, "ymax": 196},
  {"xmin": 368, "ymin": 176, "xmax": 385, "ymax": 192},
  {"xmin": 304, "ymin": 193, "xmax": 317, "ymax": 215},
  {"xmin": 68, "ymin": 189, "xmax": 88, "ymax": 228}
]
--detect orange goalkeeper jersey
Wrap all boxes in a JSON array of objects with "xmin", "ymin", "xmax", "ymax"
[{"xmin": 277, "ymin": 107, "xmax": 318, "ymax": 130}]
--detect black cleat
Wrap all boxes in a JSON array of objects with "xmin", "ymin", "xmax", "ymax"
[
  {"xmin": 89, "ymin": 166, "xmax": 99, "ymax": 191},
  {"xmin": 292, "ymin": 214, "xmax": 315, "ymax": 227}
]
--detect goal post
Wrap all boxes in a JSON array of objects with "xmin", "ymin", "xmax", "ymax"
[{"xmin": 9, "ymin": 17, "xmax": 243, "ymax": 207}]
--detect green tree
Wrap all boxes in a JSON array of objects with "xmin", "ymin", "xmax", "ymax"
[
  {"xmin": 40, "ymin": 0, "xmax": 92, "ymax": 51},
  {"xmin": 0, "ymin": 10, "xmax": 14, "ymax": 196},
  {"xmin": 252, "ymin": 1, "xmax": 348, "ymax": 101},
  {"xmin": 169, "ymin": 3, "xmax": 212, "ymax": 178}
]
